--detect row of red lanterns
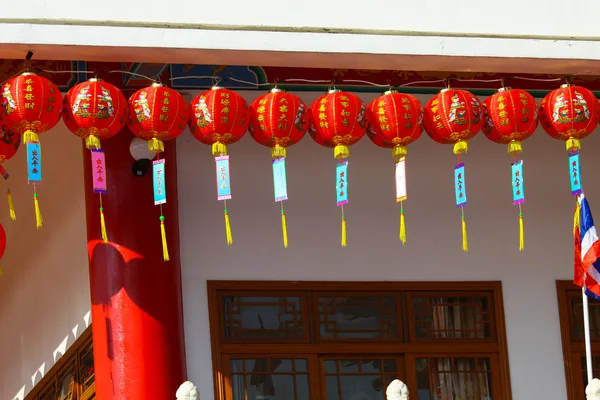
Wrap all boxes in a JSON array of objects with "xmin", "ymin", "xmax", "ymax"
[{"xmin": 0, "ymin": 72, "xmax": 598, "ymax": 257}]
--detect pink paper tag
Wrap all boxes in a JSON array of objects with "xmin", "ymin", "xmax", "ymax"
[{"xmin": 91, "ymin": 149, "xmax": 107, "ymax": 194}]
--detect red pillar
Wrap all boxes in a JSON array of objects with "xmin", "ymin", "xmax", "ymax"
[{"xmin": 83, "ymin": 128, "xmax": 186, "ymax": 399}]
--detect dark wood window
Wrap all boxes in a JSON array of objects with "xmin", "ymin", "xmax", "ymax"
[
  {"xmin": 557, "ymin": 280, "xmax": 600, "ymax": 399},
  {"xmin": 25, "ymin": 327, "xmax": 95, "ymax": 400},
  {"xmin": 208, "ymin": 281, "xmax": 512, "ymax": 400}
]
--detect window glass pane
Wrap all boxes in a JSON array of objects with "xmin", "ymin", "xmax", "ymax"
[
  {"xmin": 57, "ymin": 368, "xmax": 74, "ymax": 400},
  {"xmin": 571, "ymin": 295, "xmax": 600, "ymax": 340},
  {"xmin": 580, "ymin": 356, "xmax": 600, "ymax": 389},
  {"xmin": 324, "ymin": 358, "xmax": 398, "ymax": 400},
  {"xmin": 80, "ymin": 341, "xmax": 95, "ymax": 391},
  {"xmin": 223, "ymin": 296, "xmax": 304, "ymax": 339},
  {"xmin": 230, "ymin": 358, "xmax": 310, "ymax": 400},
  {"xmin": 317, "ymin": 295, "xmax": 398, "ymax": 339},
  {"xmin": 416, "ymin": 357, "xmax": 493, "ymax": 399},
  {"xmin": 412, "ymin": 296, "xmax": 491, "ymax": 339},
  {"xmin": 40, "ymin": 383, "xmax": 56, "ymax": 400}
]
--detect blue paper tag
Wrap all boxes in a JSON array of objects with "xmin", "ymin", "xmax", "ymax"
[
  {"xmin": 336, "ymin": 161, "xmax": 349, "ymax": 206},
  {"xmin": 511, "ymin": 160, "xmax": 525, "ymax": 205},
  {"xmin": 153, "ymin": 159, "xmax": 166, "ymax": 205},
  {"xmin": 27, "ymin": 142, "xmax": 42, "ymax": 184},
  {"xmin": 454, "ymin": 163, "xmax": 467, "ymax": 207},
  {"xmin": 272, "ymin": 157, "xmax": 288, "ymax": 202},
  {"xmin": 215, "ymin": 156, "xmax": 232, "ymax": 201},
  {"xmin": 569, "ymin": 151, "xmax": 582, "ymax": 196}
]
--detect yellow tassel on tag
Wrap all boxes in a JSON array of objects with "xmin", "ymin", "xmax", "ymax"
[
  {"xmin": 519, "ymin": 212, "xmax": 524, "ymax": 251},
  {"xmin": 341, "ymin": 216, "xmax": 347, "ymax": 247},
  {"xmin": 461, "ymin": 215, "xmax": 468, "ymax": 252},
  {"xmin": 574, "ymin": 202, "xmax": 581, "ymax": 235},
  {"xmin": 508, "ymin": 140, "xmax": 523, "ymax": 154},
  {"xmin": 160, "ymin": 215, "xmax": 170, "ymax": 262},
  {"xmin": 334, "ymin": 144, "xmax": 350, "ymax": 159},
  {"xmin": 400, "ymin": 210, "xmax": 406, "ymax": 246},
  {"xmin": 100, "ymin": 207, "xmax": 108, "ymax": 243},
  {"xmin": 148, "ymin": 138, "xmax": 165, "ymax": 153},
  {"xmin": 212, "ymin": 142, "xmax": 228, "ymax": 156},
  {"xmin": 85, "ymin": 135, "xmax": 101, "ymax": 150},
  {"xmin": 33, "ymin": 193, "xmax": 42, "ymax": 229},
  {"xmin": 281, "ymin": 210, "xmax": 288, "ymax": 248},
  {"xmin": 0, "ymin": 264, "xmax": 3, "ymax": 277},
  {"xmin": 23, "ymin": 130, "xmax": 39, "ymax": 144},
  {"xmin": 272, "ymin": 145, "xmax": 287, "ymax": 159},
  {"xmin": 566, "ymin": 138, "xmax": 581, "ymax": 151},
  {"xmin": 224, "ymin": 209, "xmax": 233, "ymax": 246},
  {"xmin": 453, "ymin": 140, "xmax": 469, "ymax": 155},
  {"xmin": 7, "ymin": 189, "xmax": 15, "ymax": 221}
]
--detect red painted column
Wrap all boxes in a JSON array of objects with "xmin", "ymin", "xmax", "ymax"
[{"xmin": 83, "ymin": 128, "xmax": 186, "ymax": 399}]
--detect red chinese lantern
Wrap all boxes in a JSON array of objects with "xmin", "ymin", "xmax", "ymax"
[
  {"xmin": 189, "ymin": 86, "xmax": 250, "ymax": 246},
  {"xmin": 0, "ymin": 72, "xmax": 62, "ymax": 229},
  {"xmin": 63, "ymin": 78, "xmax": 128, "ymax": 149},
  {"xmin": 366, "ymin": 90, "xmax": 423, "ymax": 245},
  {"xmin": 539, "ymin": 84, "xmax": 599, "ymax": 151},
  {"xmin": 482, "ymin": 88, "xmax": 538, "ymax": 251},
  {"xmin": 128, "ymin": 83, "xmax": 189, "ymax": 262},
  {"xmin": 0, "ymin": 122, "xmax": 20, "ymax": 220},
  {"xmin": 309, "ymin": 89, "xmax": 367, "ymax": 247},
  {"xmin": 249, "ymin": 88, "xmax": 309, "ymax": 248},
  {"xmin": 0, "ymin": 222, "xmax": 6, "ymax": 276},
  {"xmin": 423, "ymin": 88, "xmax": 482, "ymax": 252},
  {"xmin": 62, "ymin": 78, "xmax": 129, "ymax": 244}
]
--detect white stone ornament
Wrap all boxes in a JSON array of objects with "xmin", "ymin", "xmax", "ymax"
[
  {"xmin": 386, "ymin": 379, "xmax": 409, "ymax": 400},
  {"xmin": 176, "ymin": 381, "xmax": 200, "ymax": 400},
  {"xmin": 587, "ymin": 378, "xmax": 600, "ymax": 400}
]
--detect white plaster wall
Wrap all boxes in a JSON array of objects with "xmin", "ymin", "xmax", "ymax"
[
  {"xmin": 0, "ymin": 124, "xmax": 90, "ymax": 400},
  {"xmin": 177, "ymin": 91, "xmax": 590, "ymax": 400}
]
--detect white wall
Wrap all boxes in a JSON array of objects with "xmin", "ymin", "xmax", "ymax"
[
  {"xmin": 0, "ymin": 124, "xmax": 90, "ymax": 400},
  {"xmin": 177, "ymin": 91, "xmax": 590, "ymax": 400}
]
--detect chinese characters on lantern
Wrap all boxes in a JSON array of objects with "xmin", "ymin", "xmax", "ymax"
[
  {"xmin": 160, "ymin": 90, "xmax": 170, "ymax": 122},
  {"xmin": 336, "ymin": 161, "xmax": 349, "ymax": 206},
  {"xmin": 272, "ymin": 158, "xmax": 288, "ymax": 202},
  {"xmin": 26, "ymin": 142, "xmax": 42, "ymax": 184},
  {"xmin": 570, "ymin": 151, "xmax": 582, "ymax": 196},
  {"xmin": 153, "ymin": 159, "xmax": 166, "ymax": 205},
  {"xmin": 220, "ymin": 91, "xmax": 230, "ymax": 124},
  {"xmin": 91, "ymin": 149, "xmax": 107, "ymax": 194},
  {"xmin": 318, "ymin": 97, "xmax": 328, "ymax": 129},
  {"xmin": 454, "ymin": 164, "xmax": 467, "ymax": 207},
  {"xmin": 395, "ymin": 157, "xmax": 407, "ymax": 202},
  {"xmin": 511, "ymin": 161, "xmax": 525, "ymax": 205},
  {"xmin": 215, "ymin": 156, "xmax": 232, "ymax": 201}
]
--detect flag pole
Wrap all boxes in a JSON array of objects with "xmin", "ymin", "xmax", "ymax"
[{"xmin": 583, "ymin": 280, "xmax": 594, "ymax": 383}]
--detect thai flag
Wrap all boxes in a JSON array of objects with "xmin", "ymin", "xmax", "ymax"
[{"xmin": 575, "ymin": 194, "xmax": 600, "ymax": 300}]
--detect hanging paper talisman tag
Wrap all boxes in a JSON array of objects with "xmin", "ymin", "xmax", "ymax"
[
  {"xmin": 91, "ymin": 149, "xmax": 107, "ymax": 194},
  {"xmin": 27, "ymin": 142, "xmax": 42, "ymax": 185},
  {"xmin": 454, "ymin": 163, "xmax": 467, "ymax": 207},
  {"xmin": 395, "ymin": 157, "xmax": 407, "ymax": 245},
  {"xmin": 273, "ymin": 157, "xmax": 289, "ymax": 248},
  {"xmin": 569, "ymin": 151, "xmax": 582, "ymax": 196},
  {"xmin": 215, "ymin": 155, "xmax": 233, "ymax": 245},
  {"xmin": 153, "ymin": 159, "xmax": 166, "ymax": 205},
  {"xmin": 336, "ymin": 161, "xmax": 348, "ymax": 247},
  {"xmin": 511, "ymin": 161, "xmax": 525, "ymax": 205}
]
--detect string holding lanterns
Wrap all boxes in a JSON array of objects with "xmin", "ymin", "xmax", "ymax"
[
  {"xmin": 189, "ymin": 85, "xmax": 250, "ymax": 246},
  {"xmin": 0, "ymin": 72, "xmax": 62, "ymax": 229},
  {"xmin": 309, "ymin": 88, "xmax": 367, "ymax": 247},
  {"xmin": 482, "ymin": 87, "xmax": 538, "ymax": 250},
  {"xmin": 424, "ymin": 87, "xmax": 482, "ymax": 251},
  {"xmin": 63, "ymin": 78, "xmax": 129, "ymax": 243},
  {"xmin": 249, "ymin": 87, "xmax": 309, "ymax": 248},
  {"xmin": 128, "ymin": 82, "xmax": 189, "ymax": 262},
  {"xmin": 367, "ymin": 90, "xmax": 423, "ymax": 245}
]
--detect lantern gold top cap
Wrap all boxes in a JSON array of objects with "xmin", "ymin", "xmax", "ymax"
[
  {"xmin": 151, "ymin": 82, "xmax": 163, "ymax": 87},
  {"xmin": 384, "ymin": 89, "xmax": 398, "ymax": 95},
  {"xmin": 328, "ymin": 89, "xmax": 341, "ymax": 94},
  {"xmin": 212, "ymin": 86, "xmax": 224, "ymax": 90},
  {"xmin": 89, "ymin": 78, "xmax": 103, "ymax": 82},
  {"xmin": 497, "ymin": 87, "xmax": 512, "ymax": 93},
  {"xmin": 561, "ymin": 83, "xmax": 571, "ymax": 88},
  {"xmin": 440, "ymin": 88, "xmax": 451, "ymax": 93},
  {"xmin": 21, "ymin": 72, "xmax": 37, "ymax": 76},
  {"xmin": 271, "ymin": 88, "xmax": 285, "ymax": 93}
]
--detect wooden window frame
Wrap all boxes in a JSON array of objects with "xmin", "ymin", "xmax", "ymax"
[
  {"xmin": 24, "ymin": 326, "xmax": 95, "ymax": 400},
  {"xmin": 208, "ymin": 280, "xmax": 512, "ymax": 400}
]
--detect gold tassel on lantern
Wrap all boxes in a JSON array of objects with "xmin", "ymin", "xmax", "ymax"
[
  {"xmin": 400, "ymin": 206, "xmax": 407, "ymax": 246},
  {"xmin": 281, "ymin": 208, "xmax": 288, "ymax": 248},
  {"xmin": 22, "ymin": 130, "xmax": 39, "ymax": 144},
  {"xmin": 341, "ymin": 205, "xmax": 347, "ymax": 247},
  {"xmin": 334, "ymin": 144, "xmax": 350, "ymax": 159},
  {"xmin": 33, "ymin": 192, "xmax": 42, "ymax": 229},
  {"xmin": 160, "ymin": 215, "xmax": 170, "ymax": 262},
  {"xmin": 212, "ymin": 142, "xmax": 228, "ymax": 156},
  {"xmin": 461, "ymin": 213, "xmax": 468, "ymax": 252},
  {"xmin": 7, "ymin": 189, "xmax": 15, "ymax": 221},
  {"xmin": 508, "ymin": 140, "xmax": 523, "ymax": 154},
  {"xmin": 148, "ymin": 138, "xmax": 165, "ymax": 153},
  {"xmin": 453, "ymin": 140, "xmax": 469, "ymax": 155},
  {"xmin": 85, "ymin": 135, "xmax": 101, "ymax": 150},
  {"xmin": 224, "ymin": 206, "xmax": 233, "ymax": 246},
  {"xmin": 566, "ymin": 138, "xmax": 581, "ymax": 151},
  {"xmin": 519, "ymin": 211, "xmax": 524, "ymax": 251}
]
